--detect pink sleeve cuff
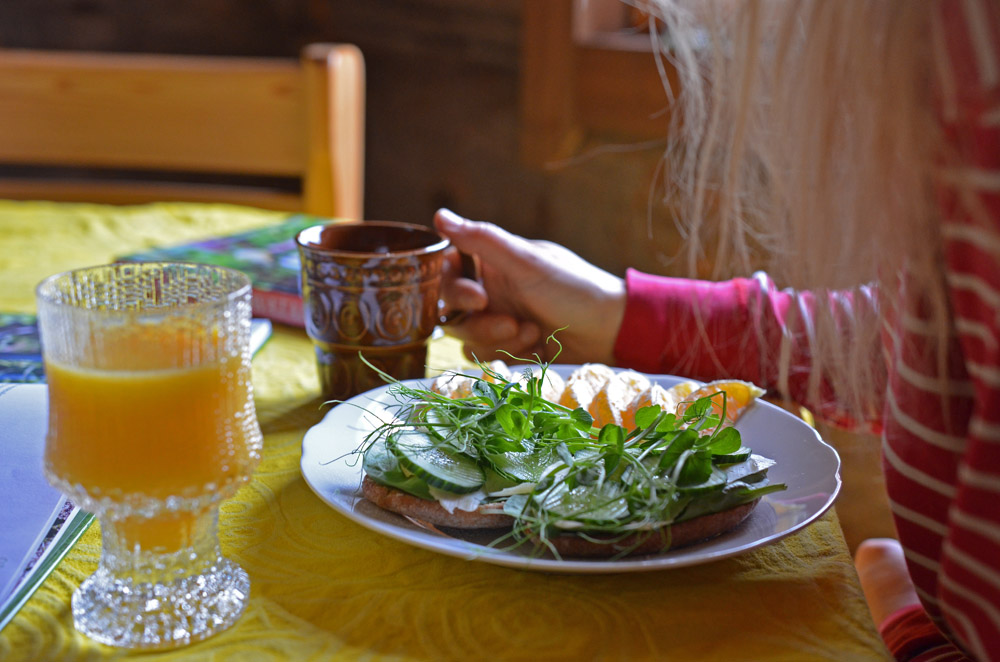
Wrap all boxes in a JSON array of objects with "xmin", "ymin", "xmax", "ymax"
[
  {"xmin": 879, "ymin": 604, "xmax": 957, "ymax": 661},
  {"xmin": 612, "ymin": 269, "xmax": 687, "ymax": 373},
  {"xmin": 612, "ymin": 269, "xmax": 763, "ymax": 380}
]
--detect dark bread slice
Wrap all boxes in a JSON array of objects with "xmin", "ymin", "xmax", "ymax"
[
  {"xmin": 362, "ymin": 476, "xmax": 758, "ymax": 557},
  {"xmin": 536, "ymin": 498, "xmax": 760, "ymax": 558},
  {"xmin": 361, "ymin": 475, "xmax": 514, "ymax": 529}
]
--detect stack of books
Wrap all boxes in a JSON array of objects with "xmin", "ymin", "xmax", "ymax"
[{"xmin": 119, "ymin": 214, "xmax": 318, "ymax": 328}]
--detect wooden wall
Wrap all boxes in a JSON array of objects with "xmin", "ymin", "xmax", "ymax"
[{"xmin": 0, "ymin": 0, "xmax": 682, "ymax": 277}]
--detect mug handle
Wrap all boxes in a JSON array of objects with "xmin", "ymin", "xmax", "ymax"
[{"xmin": 439, "ymin": 250, "xmax": 481, "ymax": 326}]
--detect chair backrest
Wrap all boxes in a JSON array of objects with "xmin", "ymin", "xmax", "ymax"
[{"xmin": 0, "ymin": 44, "xmax": 365, "ymax": 219}]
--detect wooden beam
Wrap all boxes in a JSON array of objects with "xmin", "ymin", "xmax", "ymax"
[{"xmin": 519, "ymin": 0, "xmax": 580, "ymax": 167}]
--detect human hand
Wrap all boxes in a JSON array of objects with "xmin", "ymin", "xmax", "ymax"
[{"xmin": 434, "ymin": 208, "xmax": 626, "ymax": 365}]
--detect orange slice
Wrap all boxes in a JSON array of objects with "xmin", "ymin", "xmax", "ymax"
[
  {"xmin": 430, "ymin": 371, "xmax": 474, "ymax": 399},
  {"xmin": 678, "ymin": 379, "xmax": 765, "ymax": 424},
  {"xmin": 664, "ymin": 380, "xmax": 698, "ymax": 403},
  {"xmin": 622, "ymin": 379, "xmax": 698, "ymax": 429},
  {"xmin": 558, "ymin": 364, "xmax": 617, "ymax": 412},
  {"xmin": 590, "ymin": 370, "xmax": 651, "ymax": 428}
]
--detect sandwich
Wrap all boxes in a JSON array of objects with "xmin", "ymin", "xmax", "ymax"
[{"xmin": 356, "ymin": 362, "xmax": 784, "ymax": 558}]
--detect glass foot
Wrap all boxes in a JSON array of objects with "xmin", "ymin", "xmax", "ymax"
[{"xmin": 71, "ymin": 556, "xmax": 249, "ymax": 650}]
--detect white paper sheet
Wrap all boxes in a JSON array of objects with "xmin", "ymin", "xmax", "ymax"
[{"xmin": 0, "ymin": 383, "xmax": 65, "ymax": 603}]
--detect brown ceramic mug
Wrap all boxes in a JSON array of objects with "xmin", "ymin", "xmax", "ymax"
[{"xmin": 296, "ymin": 221, "xmax": 469, "ymax": 400}]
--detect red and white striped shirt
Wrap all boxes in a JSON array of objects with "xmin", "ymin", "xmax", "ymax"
[{"xmin": 613, "ymin": 2, "xmax": 1000, "ymax": 659}]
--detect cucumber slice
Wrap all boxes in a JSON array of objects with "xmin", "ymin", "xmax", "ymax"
[
  {"xmin": 712, "ymin": 446, "xmax": 752, "ymax": 464},
  {"xmin": 362, "ymin": 437, "xmax": 435, "ymax": 500},
  {"xmin": 388, "ymin": 428, "xmax": 485, "ymax": 494}
]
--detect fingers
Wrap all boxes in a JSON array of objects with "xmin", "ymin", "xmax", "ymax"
[
  {"xmin": 443, "ymin": 312, "xmax": 542, "ymax": 362},
  {"xmin": 444, "ymin": 311, "xmax": 517, "ymax": 346},
  {"xmin": 440, "ymin": 234, "xmax": 487, "ymax": 319},
  {"xmin": 440, "ymin": 264, "xmax": 487, "ymax": 313},
  {"xmin": 434, "ymin": 209, "xmax": 528, "ymax": 265}
]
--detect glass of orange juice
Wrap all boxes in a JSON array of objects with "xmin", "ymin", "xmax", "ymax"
[{"xmin": 36, "ymin": 262, "xmax": 263, "ymax": 650}]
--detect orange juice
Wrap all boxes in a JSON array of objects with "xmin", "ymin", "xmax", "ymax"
[{"xmin": 44, "ymin": 322, "xmax": 260, "ymax": 549}]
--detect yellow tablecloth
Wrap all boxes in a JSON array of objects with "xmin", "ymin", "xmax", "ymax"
[{"xmin": 0, "ymin": 201, "xmax": 889, "ymax": 661}]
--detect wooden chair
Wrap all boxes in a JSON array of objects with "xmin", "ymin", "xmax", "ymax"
[{"xmin": 0, "ymin": 44, "xmax": 365, "ymax": 219}]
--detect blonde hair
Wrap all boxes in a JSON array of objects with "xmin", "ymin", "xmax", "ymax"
[{"xmin": 641, "ymin": 0, "xmax": 952, "ymax": 419}]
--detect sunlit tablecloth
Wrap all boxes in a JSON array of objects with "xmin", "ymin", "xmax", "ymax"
[{"xmin": 0, "ymin": 201, "xmax": 889, "ymax": 661}]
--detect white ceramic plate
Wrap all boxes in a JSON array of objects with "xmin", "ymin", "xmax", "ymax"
[{"xmin": 300, "ymin": 367, "xmax": 841, "ymax": 574}]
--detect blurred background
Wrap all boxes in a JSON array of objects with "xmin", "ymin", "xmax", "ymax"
[
  {"xmin": 0, "ymin": 0, "xmax": 680, "ymax": 278},
  {"xmin": 0, "ymin": 0, "xmax": 895, "ymax": 550}
]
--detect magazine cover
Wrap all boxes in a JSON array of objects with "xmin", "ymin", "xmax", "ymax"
[
  {"xmin": 0, "ymin": 315, "xmax": 272, "ymax": 384},
  {"xmin": 119, "ymin": 214, "xmax": 320, "ymax": 327},
  {"xmin": 0, "ymin": 313, "xmax": 45, "ymax": 384}
]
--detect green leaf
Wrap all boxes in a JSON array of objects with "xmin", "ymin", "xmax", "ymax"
[
  {"xmin": 555, "ymin": 442, "xmax": 575, "ymax": 466},
  {"xmin": 677, "ymin": 450, "xmax": 712, "ymax": 485},
  {"xmin": 656, "ymin": 413, "xmax": 679, "ymax": 433},
  {"xmin": 677, "ymin": 481, "xmax": 787, "ymax": 522},
  {"xmin": 503, "ymin": 493, "xmax": 530, "ymax": 517},
  {"xmin": 472, "ymin": 379, "xmax": 498, "ymax": 403},
  {"xmin": 685, "ymin": 396, "xmax": 716, "ymax": 422},
  {"xmin": 483, "ymin": 467, "xmax": 521, "ymax": 492},
  {"xmin": 634, "ymin": 405, "xmax": 662, "ymax": 430},
  {"xmin": 676, "ymin": 451, "xmax": 716, "ymax": 486},
  {"xmin": 598, "ymin": 424, "xmax": 625, "ymax": 475},
  {"xmin": 506, "ymin": 389, "xmax": 535, "ymax": 409},
  {"xmin": 495, "ymin": 403, "xmax": 530, "ymax": 440},
  {"xmin": 598, "ymin": 423, "xmax": 625, "ymax": 449},
  {"xmin": 693, "ymin": 413, "xmax": 721, "ymax": 432},
  {"xmin": 571, "ymin": 407, "xmax": 594, "ymax": 428},
  {"xmin": 538, "ymin": 482, "xmax": 629, "ymax": 523},
  {"xmin": 706, "ymin": 426, "xmax": 742, "ymax": 454},
  {"xmin": 487, "ymin": 449, "xmax": 557, "ymax": 482},
  {"xmin": 483, "ymin": 435, "xmax": 526, "ymax": 454},
  {"xmin": 658, "ymin": 428, "xmax": 699, "ymax": 471}
]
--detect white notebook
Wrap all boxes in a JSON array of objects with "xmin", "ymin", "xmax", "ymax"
[{"xmin": 0, "ymin": 384, "xmax": 77, "ymax": 608}]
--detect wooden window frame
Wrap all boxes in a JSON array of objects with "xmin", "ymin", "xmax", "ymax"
[{"xmin": 519, "ymin": 0, "xmax": 677, "ymax": 167}]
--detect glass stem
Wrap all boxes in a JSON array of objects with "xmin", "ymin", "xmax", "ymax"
[{"xmin": 99, "ymin": 506, "xmax": 221, "ymax": 585}]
